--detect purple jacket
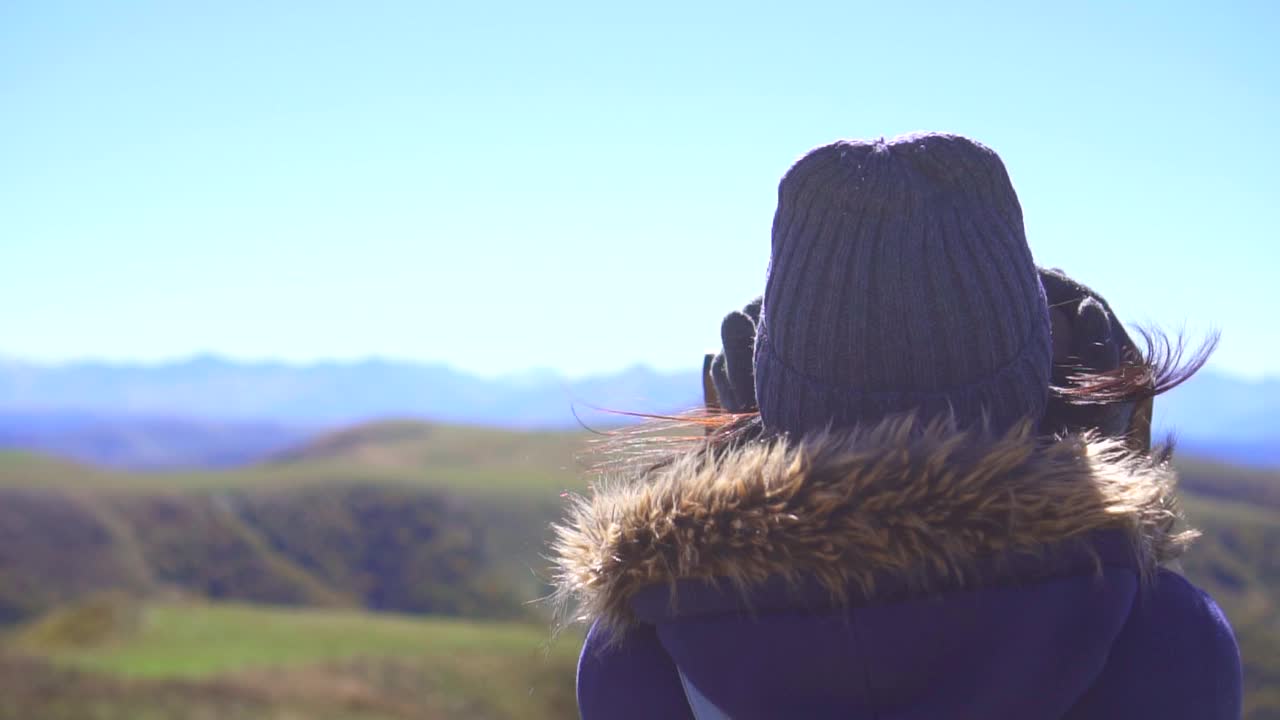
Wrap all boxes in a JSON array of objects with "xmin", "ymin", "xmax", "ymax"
[{"xmin": 552, "ymin": 418, "xmax": 1242, "ymax": 719}]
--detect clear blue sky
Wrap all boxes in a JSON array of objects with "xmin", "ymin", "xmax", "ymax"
[{"xmin": 2, "ymin": 1, "xmax": 1276, "ymax": 378}]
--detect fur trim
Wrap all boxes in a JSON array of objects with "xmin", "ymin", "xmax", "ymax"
[{"xmin": 551, "ymin": 415, "xmax": 1196, "ymax": 632}]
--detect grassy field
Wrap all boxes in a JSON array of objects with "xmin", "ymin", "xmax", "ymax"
[{"xmin": 3, "ymin": 599, "xmax": 580, "ymax": 720}]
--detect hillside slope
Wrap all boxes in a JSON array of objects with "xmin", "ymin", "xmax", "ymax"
[{"xmin": 0, "ymin": 421, "xmax": 592, "ymax": 626}]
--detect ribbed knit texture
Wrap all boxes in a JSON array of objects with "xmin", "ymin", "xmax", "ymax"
[{"xmin": 754, "ymin": 133, "xmax": 1053, "ymax": 434}]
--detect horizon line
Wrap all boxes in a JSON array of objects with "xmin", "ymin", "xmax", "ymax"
[
  {"xmin": 0, "ymin": 351, "xmax": 708, "ymax": 382},
  {"xmin": 1, "ymin": 351, "xmax": 1276, "ymax": 384}
]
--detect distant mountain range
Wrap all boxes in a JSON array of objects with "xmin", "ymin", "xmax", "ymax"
[
  {"xmin": 1148, "ymin": 371, "xmax": 1279, "ymax": 466},
  {"xmin": 0, "ymin": 356, "xmax": 699, "ymax": 427},
  {"xmin": 0, "ymin": 355, "xmax": 1274, "ymax": 468}
]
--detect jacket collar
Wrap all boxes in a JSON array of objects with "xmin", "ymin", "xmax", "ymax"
[{"xmin": 552, "ymin": 415, "xmax": 1195, "ymax": 631}]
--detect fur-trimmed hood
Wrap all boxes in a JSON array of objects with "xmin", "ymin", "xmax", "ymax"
[{"xmin": 552, "ymin": 416, "xmax": 1197, "ymax": 631}]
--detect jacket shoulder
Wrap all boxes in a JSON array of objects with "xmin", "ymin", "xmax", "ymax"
[
  {"xmin": 576, "ymin": 621, "xmax": 694, "ymax": 720},
  {"xmin": 1066, "ymin": 569, "xmax": 1242, "ymax": 719}
]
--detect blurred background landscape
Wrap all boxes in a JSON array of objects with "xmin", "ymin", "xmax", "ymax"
[
  {"xmin": 3, "ymin": 1, "xmax": 1277, "ymax": 718},
  {"xmin": 1, "ymin": 357, "xmax": 1278, "ymax": 720}
]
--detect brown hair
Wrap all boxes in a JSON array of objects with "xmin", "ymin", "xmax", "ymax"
[{"xmin": 1052, "ymin": 326, "xmax": 1219, "ymax": 404}]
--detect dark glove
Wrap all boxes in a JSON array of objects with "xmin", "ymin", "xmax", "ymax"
[
  {"xmin": 706, "ymin": 297, "xmax": 761, "ymax": 413},
  {"xmin": 1039, "ymin": 268, "xmax": 1153, "ymax": 450}
]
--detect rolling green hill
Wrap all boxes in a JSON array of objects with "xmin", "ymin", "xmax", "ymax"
[
  {"xmin": 0, "ymin": 421, "xmax": 594, "ymax": 626},
  {"xmin": 0, "ymin": 420, "xmax": 590, "ymax": 495}
]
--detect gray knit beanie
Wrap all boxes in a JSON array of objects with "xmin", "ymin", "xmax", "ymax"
[{"xmin": 753, "ymin": 132, "xmax": 1053, "ymax": 435}]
